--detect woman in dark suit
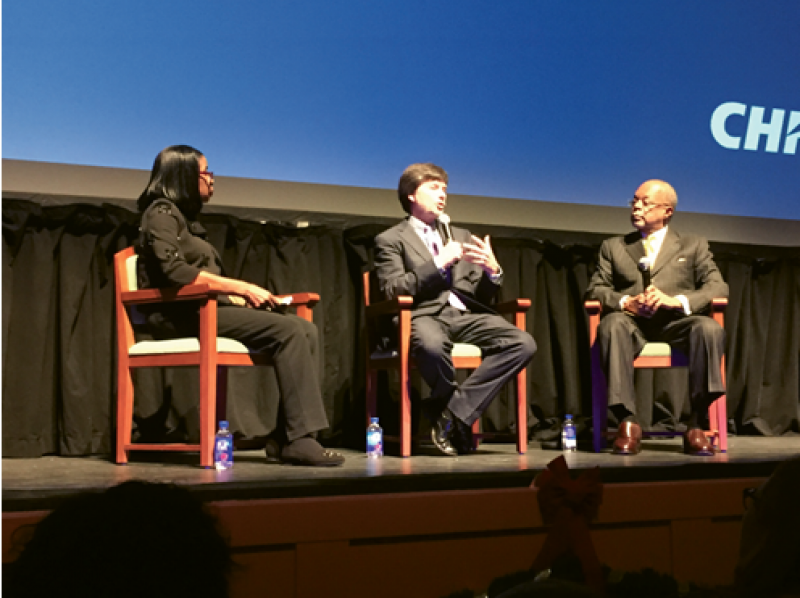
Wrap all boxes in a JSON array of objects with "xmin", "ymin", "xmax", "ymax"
[{"xmin": 135, "ymin": 145, "xmax": 343, "ymax": 467}]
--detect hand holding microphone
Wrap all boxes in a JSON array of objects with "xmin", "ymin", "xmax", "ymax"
[
  {"xmin": 439, "ymin": 213, "xmax": 453, "ymax": 244},
  {"xmin": 435, "ymin": 214, "xmax": 463, "ymax": 268},
  {"xmin": 637, "ymin": 257, "xmax": 682, "ymax": 313},
  {"xmin": 638, "ymin": 256, "xmax": 652, "ymax": 291}
]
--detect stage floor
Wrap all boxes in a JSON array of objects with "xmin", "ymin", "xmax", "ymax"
[{"xmin": 3, "ymin": 436, "xmax": 799, "ymax": 512}]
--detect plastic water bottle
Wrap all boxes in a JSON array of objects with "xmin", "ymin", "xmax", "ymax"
[
  {"xmin": 366, "ymin": 417, "xmax": 383, "ymax": 458},
  {"xmin": 214, "ymin": 421, "xmax": 234, "ymax": 470},
  {"xmin": 562, "ymin": 414, "xmax": 577, "ymax": 452}
]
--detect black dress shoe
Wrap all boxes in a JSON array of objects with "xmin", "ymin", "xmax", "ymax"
[
  {"xmin": 453, "ymin": 418, "xmax": 474, "ymax": 455},
  {"xmin": 431, "ymin": 409, "xmax": 459, "ymax": 457},
  {"xmin": 264, "ymin": 429, "xmax": 287, "ymax": 464},
  {"xmin": 281, "ymin": 437, "xmax": 345, "ymax": 467}
]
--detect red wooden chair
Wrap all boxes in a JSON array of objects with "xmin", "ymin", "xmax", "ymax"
[
  {"xmin": 364, "ymin": 271, "xmax": 531, "ymax": 457},
  {"xmin": 114, "ymin": 246, "xmax": 319, "ymax": 468},
  {"xmin": 586, "ymin": 298, "xmax": 728, "ymax": 453}
]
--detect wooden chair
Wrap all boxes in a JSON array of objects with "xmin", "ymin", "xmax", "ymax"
[
  {"xmin": 114, "ymin": 246, "xmax": 319, "ymax": 468},
  {"xmin": 364, "ymin": 271, "xmax": 531, "ymax": 457},
  {"xmin": 586, "ymin": 298, "xmax": 728, "ymax": 453}
]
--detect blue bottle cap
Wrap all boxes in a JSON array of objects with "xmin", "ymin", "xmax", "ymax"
[
  {"xmin": 565, "ymin": 414, "xmax": 573, "ymax": 420},
  {"xmin": 370, "ymin": 417, "xmax": 379, "ymax": 424},
  {"xmin": 219, "ymin": 421, "xmax": 229, "ymax": 429}
]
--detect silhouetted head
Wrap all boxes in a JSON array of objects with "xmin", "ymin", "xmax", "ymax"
[{"xmin": 6, "ymin": 480, "xmax": 232, "ymax": 598}]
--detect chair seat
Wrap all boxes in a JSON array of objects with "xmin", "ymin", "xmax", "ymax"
[
  {"xmin": 638, "ymin": 342, "xmax": 673, "ymax": 358},
  {"xmin": 129, "ymin": 337, "xmax": 255, "ymax": 356},
  {"xmin": 370, "ymin": 342, "xmax": 482, "ymax": 360}
]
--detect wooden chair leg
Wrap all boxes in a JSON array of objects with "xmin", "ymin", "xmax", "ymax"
[
  {"xmin": 471, "ymin": 418, "xmax": 481, "ymax": 450},
  {"xmin": 718, "ymin": 355, "xmax": 728, "ymax": 452},
  {"xmin": 400, "ymin": 366, "xmax": 412, "ymax": 458},
  {"xmin": 116, "ymin": 366, "xmax": 134, "ymax": 465},
  {"xmin": 591, "ymin": 343, "xmax": 608, "ymax": 452},
  {"xmin": 516, "ymin": 367, "xmax": 528, "ymax": 454},
  {"xmin": 199, "ymin": 361, "xmax": 218, "ymax": 469},
  {"xmin": 715, "ymin": 394, "xmax": 728, "ymax": 452}
]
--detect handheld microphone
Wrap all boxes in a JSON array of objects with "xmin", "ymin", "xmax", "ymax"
[
  {"xmin": 638, "ymin": 256, "xmax": 652, "ymax": 290},
  {"xmin": 439, "ymin": 213, "xmax": 453, "ymax": 244}
]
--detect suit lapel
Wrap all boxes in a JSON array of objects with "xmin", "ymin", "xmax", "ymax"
[
  {"xmin": 623, "ymin": 231, "xmax": 645, "ymax": 268},
  {"xmin": 397, "ymin": 218, "xmax": 432, "ymax": 262},
  {"xmin": 652, "ymin": 228, "xmax": 680, "ymax": 276}
]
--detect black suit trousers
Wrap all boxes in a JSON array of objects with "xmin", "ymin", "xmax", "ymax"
[
  {"xmin": 596, "ymin": 311, "xmax": 725, "ymax": 417},
  {"xmin": 411, "ymin": 306, "xmax": 537, "ymax": 425},
  {"xmin": 217, "ymin": 306, "xmax": 330, "ymax": 441}
]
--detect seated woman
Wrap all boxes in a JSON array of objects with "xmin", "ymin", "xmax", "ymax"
[{"xmin": 135, "ymin": 144, "xmax": 343, "ymax": 467}]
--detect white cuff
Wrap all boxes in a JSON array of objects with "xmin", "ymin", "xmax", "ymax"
[{"xmin": 676, "ymin": 295, "xmax": 692, "ymax": 315}]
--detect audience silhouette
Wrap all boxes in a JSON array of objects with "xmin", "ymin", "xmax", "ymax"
[
  {"xmin": 736, "ymin": 456, "xmax": 800, "ymax": 597},
  {"xmin": 5, "ymin": 480, "xmax": 232, "ymax": 598}
]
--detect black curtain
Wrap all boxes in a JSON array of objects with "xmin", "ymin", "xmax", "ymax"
[{"xmin": 3, "ymin": 196, "xmax": 799, "ymax": 458}]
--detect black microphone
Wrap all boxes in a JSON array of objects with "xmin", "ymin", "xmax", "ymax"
[
  {"xmin": 638, "ymin": 256, "xmax": 652, "ymax": 290},
  {"xmin": 439, "ymin": 213, "xmax": 453, "ymax": 244}
]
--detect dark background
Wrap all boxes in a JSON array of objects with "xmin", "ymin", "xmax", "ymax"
[{"xmin": 3, "ymin": 196, "xmax": 798, "ymax": 458}]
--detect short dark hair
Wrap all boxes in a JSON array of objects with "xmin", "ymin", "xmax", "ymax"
[
  {"xmin": 397, "ymin": 163, "xmax": 448, "ymax": 214},
  {"xmin": 137, "ymin": 145, "xmax": 205, "ymax": 219}
]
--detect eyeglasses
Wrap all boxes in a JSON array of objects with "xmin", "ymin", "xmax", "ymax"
[
  {"xmin": 628, "ymin": 199, "xmax": 668, "ymax": 212},
  {"xmin": 199, "ymin": 170, "xmax": 215, "ymax": 179}
]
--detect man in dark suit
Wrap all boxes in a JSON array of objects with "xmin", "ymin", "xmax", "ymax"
[
  {"xmin": 375, "ymin": 163, "xmax": 537, "ymax": 456},
  {"xmin": 586, "ymin": 179, "xmax": 728, "ymax": 456}
]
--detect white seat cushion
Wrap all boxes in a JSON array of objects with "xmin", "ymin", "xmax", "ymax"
[
  {"xmin": 639, "ymin": 342, "xmax": 672, "ymax": 358},
  {"xmin": 129, "ymin": 337, "xmax": 253, "ymax": 355},
  {"xmin": 371, "ymin": 342, "xmax": 482, "ymax": 360}
]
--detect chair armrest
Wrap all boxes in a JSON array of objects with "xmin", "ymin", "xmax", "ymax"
[
  {"xmin": 121, "ymin": 284, "xmax": 218, "ymax": 305},
  {"xmin": 366, "ymin": 296, "xmax": 414, "ymax": 319},
  {"xmin": 584, "ymin": 300, "xmax": 602, "ymax": 314},
  {"xmin": 495, "ymin": 299, "xmax": 531, "ymax": 314},
  {"xmin": 584, "ymin": 300, "xmax": 602, "ymax": 345},
  {"xmin": 279, "ymin": 293, "xmax": 320, "ymax": 309},
  {"xmin": 710, "ymin": 297, "xmax": 727, "ymax": 328}
]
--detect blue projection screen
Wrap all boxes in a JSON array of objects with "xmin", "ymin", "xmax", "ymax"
[{"xmin": 3, "ymin": 1, "xmax": 798, "ymax": 220}]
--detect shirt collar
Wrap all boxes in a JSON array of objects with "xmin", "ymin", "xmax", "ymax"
[
  {"xmin": 409, "ymin": 215, "xmax": 432, "ymax": 233},
  {"xmin": 642, "ymin": 226, "xmax": 668, "ymax": 243}
]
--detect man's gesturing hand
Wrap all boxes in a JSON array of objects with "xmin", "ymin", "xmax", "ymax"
[{"xmin": 463, "ymin": 235, "xmax": 500, "ymax": 276}]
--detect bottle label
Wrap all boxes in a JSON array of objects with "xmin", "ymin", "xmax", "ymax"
[
  {"xmin": 562, "ymin": 424, "xmax": 577, "ymax": 450},
  {"xmin": 214, "ymin": 437, "xmax": 233, "ymax": 467},
  {"xmin": 367, "ymin": 431, "xmax": 383, "ymax": 453}
]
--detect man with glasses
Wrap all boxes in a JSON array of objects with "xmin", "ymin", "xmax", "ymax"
[{"xmin": 586, "ymin": 179, "xmax": 728, "ymax": 456}]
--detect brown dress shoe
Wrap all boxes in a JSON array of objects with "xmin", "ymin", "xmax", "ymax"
[
  {"xmin": 683, "ymin": 428, "xmax": 715, "ymax": 456},
  {"xmin": 612, "ymin": 421, "xmax": 642, "ymax": 455}
]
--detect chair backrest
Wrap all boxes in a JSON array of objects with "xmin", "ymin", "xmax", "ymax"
[
  {"xmin": 114, "ymin": 247, "xmax": 137, "ymax": 355},
  {"xmin": 124, "ymin": 253, "xmax": 138, "ymax": 292},
  {"xmin": 363, "ymin": 270, "xmax": 381, "ymax": 308},
  {"xmin": 115, "ymin": 246, "xmax": 137, "ymax": 293}
]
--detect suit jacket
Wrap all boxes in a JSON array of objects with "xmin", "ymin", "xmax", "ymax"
[
  {"xmin": 585, "ymin": 228, "xmax": 728, "ymax": 316},
  {"xmin": 374, "ymin": 217, "xmax": 502, "ymax": 317}
]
